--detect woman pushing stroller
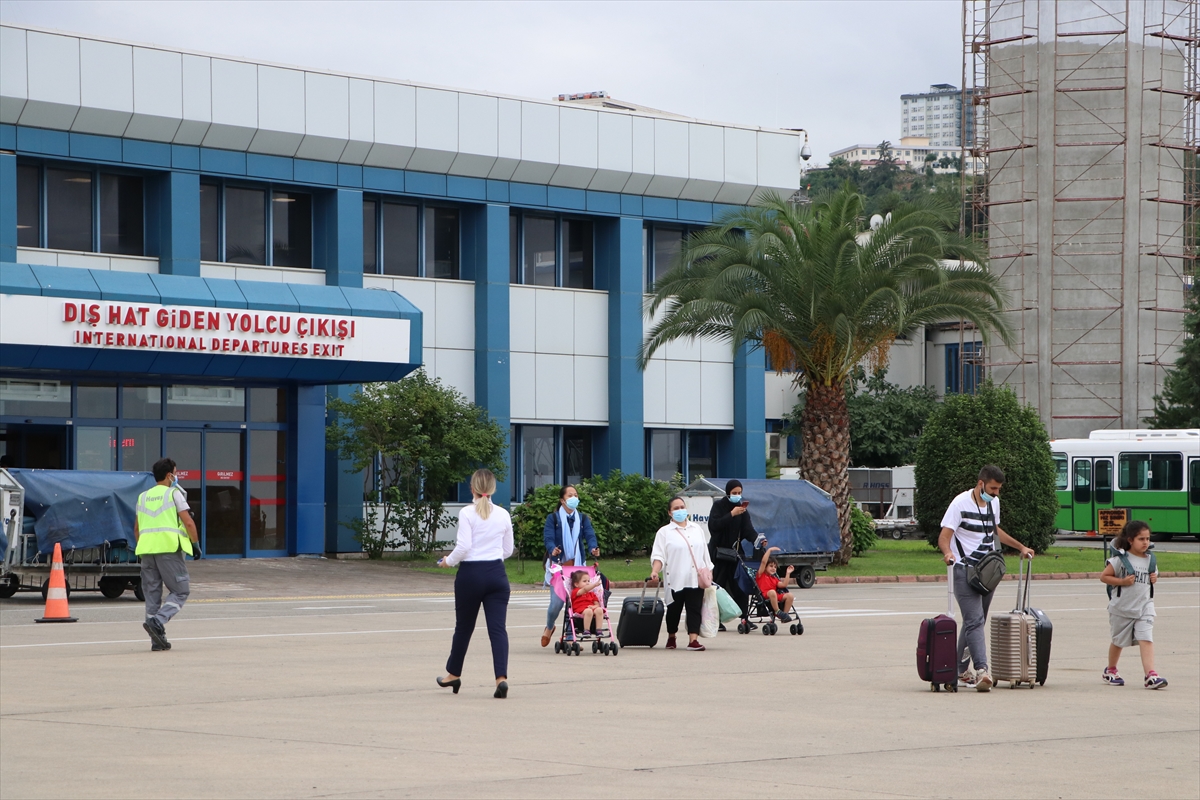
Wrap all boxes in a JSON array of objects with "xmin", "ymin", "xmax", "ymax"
[{"xmin": 539, "ymin": 485, "xmax": 600, "ymax": 648}]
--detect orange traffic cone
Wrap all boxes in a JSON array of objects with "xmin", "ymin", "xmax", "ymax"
[{"xmin": 36, "ymin": 543, "xmax": 77, "ymax": 623}]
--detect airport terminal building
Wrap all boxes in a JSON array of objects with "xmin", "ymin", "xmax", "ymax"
[{"xmin": 0, "ymin": 24, "xmax": 804, "ymax": 556}]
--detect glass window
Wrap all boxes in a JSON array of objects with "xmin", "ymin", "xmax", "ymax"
[
  {"xmin": 1118, "ymin": 453, "xmax": 1184, "ymax": 491},
  {"xmin": 120, "ymin": 427, "xmax": 161, "ymax": 472},
  {"xmin": 167, "ymin": 385, "xmax": 245, "ymax": 421},
  {"xmin": 250, "ymin": 430, "xmax": 287, "ymax": 551},
  {"xmin": 564, "ymin": 220, "xmax": 593, "ymax": 289},
  {"xmin": 200, "ymin": 181, "xmax": 220, "ymax": 262},
  {"xmin": 1095, "ymin": 459, "xmax": 1113, "ymax": 504},
  {"xmin": 523, "ymin": 215, "xmax": 556, "ymax": 286},
  {"xmin": 77, "ymin": 427, "xmax": 116, "ymax": 470},
  {"xmin": 249, "ymin": 387, "xmax": 286, "ymax": 423},
  {"xmin": 204, "ymin": 431, "xmax": 245, "ymax": 556},
  {"xmin": 99, "ymin": 174, "xmax": 144, "ymax": 255},
  {"xmin": 383, "ymin": 202, "xmax": 419, "ymax": 277},
  {"xmin": 17, "ymin": 164, "xmax": 40, "ymax": 248},
  {"xmin": 77, "ymin": 384, "xmax": 117, "ymax": 418},
  {"xmin": 122, "ymin": 385, "xmax": 162, "ymax": 420},
  {"xmin": 272, "ymin": 190, "xmax": 311, "ymax": 268},
  {"xmin": 688, "ymin": 431, "xmax": 716, "ymax": 481},
  {"xmin": 362, "ymin": 198, "xmax": 378, "ymax": 274},
  {"xmin": 1053, "ymin": 454, "xmax": 1069, "ymax": 490},
  {"xmin": 650, "ymin": 430, "xmax": 682, "ymax": 483},
  {"xmin": 521, "ymin": 426, "xmax": 555, "ymax": 499},
  {"xmin": 224, "ymin": 186, "xmax": 266, "ymax": 265},
  {"xmin": 1190, "ymin": 460, "xmax": 1200, "ymax": 505},
  {"xmin": 1073, "ymin": 459, "xmax": 1091, "ymax": 504},
  {"xmin": 651, "ymin": 227, "xmax": 683, "ymax": 288},
  {"xmin": 46, "ymin": 168, "xmax": 93, "ymax": 252},
  {"xmin": 0, "ymin": 379, "xmax": 71, "ymax": 416},
  {"xmin": 509, "ymin": 213, "xmax": 519, "ymax": 284},
  {"xmin": 425, "ymin": 207, "xmax": 460, "ymax": 279},
  {"xmin": 563, "ymin": 427, "xmax": 593, "ymax": 486}
]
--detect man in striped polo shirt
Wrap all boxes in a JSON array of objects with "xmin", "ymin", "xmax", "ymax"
[{"xmin": 938, "ymin": 465, "xmax": 1034, "ymax": 692}]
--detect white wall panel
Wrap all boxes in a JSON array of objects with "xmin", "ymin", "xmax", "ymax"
[
  {"xmin": 699, "ymin": 361, "xmax": 734, "ymax": 425},
  {"xmin": 433, "ymin": 347, "xmax": 475, "ymax": 402},
  {"xmin": 74, "ymin": 40, "xmax": 132, "ymax": 135},
  {"xmin": 664, "ymin": 360, "xmax": 703, "ymax": 425},
  {"xmin": 433, "ymin": 280, "xmax": 475, "ymax": 350},
  {"xmin": 127, "ymin": 47, "xmax": 182, "ymax": 141},
  {"xmin": 510, "ymin": 352, "xmax": 537, "ymax": 419},
  {"xmin": 647, "ymin": 119, "xmax": 689, "ymax": 198},
  {"xmin": 409, "ymin": 87, "xmax": 458, "ymax": 173},
  {"xmin": 250, "ymin": 66, "xmax": 304, "ymax": 155},
  {"xmin": 699, "ymin": 336, "xmax": 734, "ymax": 363},
  {"xmin": 535, "ymin": 354, "xmax": 574, "ymax": 419},
  {"xmin": 717, "ymin": 126, "xmax": 764, "ymax": 204},
  {"xmin": 552, "ymin": 106, "xmax": 597, "ymax": 188},
  {"xmin": 574, "ymin": 356, "xmax": 608, "ymax": 421},
  {"xmin": 513, "ymin": 102, "xmax": 558, "ymax": 183},
  {"xmin": 590, "ymin": 112, "xmax": 632, "ymax": 192},
  {"xmin": 573, "ymin": 292, "xmax": 608, "ymax": 357},
  {"xmin": 366, "ymin": 81, "xmax": 415, "ymax": 168},
  {"xmin": 679, "ymin": 122, "xmax": 723, "ymax": 201},
  {"xmin": 0, "ymin": 27, "xmax": 27, "ymax": 124},
  {"xmin": 643, "ymin": 359, "xmax": 666, "ymax": 424},
  {"xmin": 342, "ymin": 78, "xmax": 374, "ymax": 164},
  {"xmin": 22, "ymin": 31, "xmax": 79, "ymax": 129},
  {"xmin": 509, "ymin": 286, "xmax": 536, "ymax": 353},
  {"xmin": 296, "ymin": 72, "xmax": 348, "ymax": 161},
  {"xmin": 489, "ymin": 97, "xmax": 522, "ymax": 181},
  {"xmin": 624, "ymin": 116, "xmax": 655, "ymax": 195},
  {"xmin": 763, "ymin": 371, "xmax": 801, "ymax": 419},
  {"xmin": 534, "ymin": 288, "xmax": 574, "ymax": 355},
  {"xmin": 383, "ymin": 276, "xmax": 435, "ymax": 347},
  {"xmin": 757, "ymin": 131, "xmax": 800, "ymax": 191},
  {"xmin": 205, "ymin": 59, "xmax": 257, "ymax": 150},
  {"xmin": 450, "ymin": 93, "xmax": 497, "ymax": 177},
  {"xmin": 176, "ymin": 54, "xmax": 211, "ymax": 145}
]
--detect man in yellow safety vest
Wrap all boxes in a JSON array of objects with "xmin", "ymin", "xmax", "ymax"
[{"xmin": 135, "ymin": 457, "xmax": 200, "ymax": 651}]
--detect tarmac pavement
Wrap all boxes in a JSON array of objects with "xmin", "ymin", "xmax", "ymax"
[{"xmin": 1, "ymin": 558, "xmax": 1197, "ymax": 799}]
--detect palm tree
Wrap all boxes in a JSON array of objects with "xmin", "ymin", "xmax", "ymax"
[{"xmin": 639, "ymin": 184, "xmax": 1011, "ymax": 564}]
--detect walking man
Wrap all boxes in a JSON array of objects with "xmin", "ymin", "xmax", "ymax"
[
  {"xmin": 938, "ymin": 465, "xmax": 1033, "ymax": 691},
  {"xmin": 134, "ymin": 458, "xmax": 200, "ymax": 651}
]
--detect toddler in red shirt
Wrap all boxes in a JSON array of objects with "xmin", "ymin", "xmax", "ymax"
[
  {"xmin": 570, "ymin": 570, "xmax": 604, "ymax": 633},
  {"xmin": 756, "ymin": 546, "xmax": 795, "ymax": 621}
]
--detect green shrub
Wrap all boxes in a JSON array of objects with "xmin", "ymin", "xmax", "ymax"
[
  {"xmin": 914, "ymin": 383, "xmax": 1058, "ymax": 553},
  {"xmin": 850, "ymin": 499, "xmax": 878, "ymax": 556}
]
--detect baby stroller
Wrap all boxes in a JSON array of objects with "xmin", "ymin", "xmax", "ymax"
[
  {"xmin": 552, "ymin": 563, "xmax": 619, "ymax": 656},
  {"xmin": 733, "ymin": 543, "xmax": 804, "ymax": 637}
]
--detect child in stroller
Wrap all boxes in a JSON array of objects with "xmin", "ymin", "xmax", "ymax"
[
  {"xmin": 733, "ymin": 544, "xmax": 804, "ymax": 636},
  {"xmin": 552, "ymin": 563, "xmax": 618, "ymax": 656},
  {"xmin": 756, "ymin": 546, "xmax": 796, "ymax": 622}
]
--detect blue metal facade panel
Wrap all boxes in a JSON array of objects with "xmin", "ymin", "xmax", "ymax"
[
  {"xmin": 90, "ymin": 270, "xmax": 158, "ymax": 302},
  {"xmin": 204, "ymin": 277, "xmax": 248, "ymax": 308},
  {"xmin": 362, "ymin": 166, "xmax": 405, "ymax": 193},
  {"xmin": 289, "ymin": 282, "xmax": 352, "ymax": 314},
  {"xmin": 340, "ymin": 286, "xmax": 401, "ymax": 318},
  {"xmin": 247, "ymin": 153, "xmax": 294, "ymax": 181},
  {"xmin": 337, "ymin": 165, "xmax": 363, "ymax": 187},
  {"xmin": 70, "ymin": 133, "xmax": 123, "ymax": 162},
  {"xmin": 32, "ymin": 265, "xmax": 103, "ymax": 299},
  {"xmin": 171, "ymin": 145, "xmax": 200, "ymax": 170},
  {"xmin": 293, "ymin": 159, "xmax": 337, "ymax": 185},
  {"xmin": 586, "ymin": 191, "xmax": 621, "ymax": 215},
  {"xmin": 200, "ymin": 148, "xmax": 246, "ymax": 175},
  {"xmin": 486, "ymin": 180, "xmax": 509, "ymax": 203},
  {"xmin": 16, "ymin": 127, "xmax": 69, "ymax": 156},
  {"xmin": 149, "ymin": 273, "xmax": 215, "ymax": 306},
  {"xmin": 447, "ymin": 176, "xmax": 486, "ymax": 200},
  {"xmin": 0, "ymin": 262, "xmax": 41, "ymax": 293},
  {"xmin": 234, "ymin": 280, "xmax": 300, "ymax": 312},
  {"xmin": 677, "ymin": 200, "xmax": 713, "ymax": 223},
  {"xmin": 122, "ymin": 139, "xmax": 172, "ymax": 167},
  {"xmin": 88, "ymin": 348, "xmax": 159, "ymax": 373},
  {"xmin": 642, "ymin": 197, "xmax": 677, "ymax": 220},
  {"xmin": 0, "ymin": 125, "xmax": 15, "ymax": 150},
  {"xmin": 0, "ymin": 153, "xmax": 15, "ymax": 262},
  {"xmin": 547, "ymin": 187, "xmax": 586, "ymax": 211},
  {"xmin": 509, "ymin": 182, "xmax": 547, "ymax": 207},
  {"xmin": 404, "ymin": 171, "xmax": 446, "ymax": 197},
  {"xmin": 620, "ymin": 194, "xmax": 643, "ymax": 217}
]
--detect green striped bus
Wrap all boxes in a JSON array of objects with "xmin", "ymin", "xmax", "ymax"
[{"xmin": 1050, "ymin": 429, "xmax": 1200, "ymax": 540}]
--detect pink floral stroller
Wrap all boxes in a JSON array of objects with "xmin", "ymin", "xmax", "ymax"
[{"xmin": 551, "ymin": 563, "xmax": 618, "ymax": 656}]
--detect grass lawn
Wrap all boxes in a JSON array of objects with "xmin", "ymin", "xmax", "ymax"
[{"xmin": 389, "ymin": 540, "xmax": 1198, "ymax": 584}]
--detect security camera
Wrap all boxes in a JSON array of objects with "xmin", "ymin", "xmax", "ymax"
[{"xmin": 800, "ymin": 144, "xmax": 812, "ymax": 161}]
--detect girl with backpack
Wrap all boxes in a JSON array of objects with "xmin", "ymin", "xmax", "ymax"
[{"xmin": 1100, "ymin": 520, "xmax": 1166, "ymax": 689}]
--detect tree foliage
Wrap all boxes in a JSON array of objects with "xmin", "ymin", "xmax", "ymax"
[
  {"xmin": 1144, "ymin": 289, "xmax": 1200, "ymax": 429},
  {"xmin": 846, "ymin": 368, "xmax": 941, "ymax": 467},
  {"xmin": 914, "ymin": 383, "xmax": 1058, "ymax": 554},
  {"xmin": 326, "ymin": 370, "xmax": 508, "ymax": 557},
  {"xmin": 640, "ymin": 185, "xmax": 1010, "ymax": 564},
  {"xmin": 850, "ymin": 498, "xmax": 878, "ymax": 556}
]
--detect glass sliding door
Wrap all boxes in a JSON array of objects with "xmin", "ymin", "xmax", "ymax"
[
  {"xmin": 165, "ymin": 430, "xmax": 203, "ymax": 547},
  {"xmin": 204, "ymin": 431, "xmax": 245, "ymax": 556},
  {"xmin": 249, "ymin": 430, "xmax": 287, "ymax": 552}
]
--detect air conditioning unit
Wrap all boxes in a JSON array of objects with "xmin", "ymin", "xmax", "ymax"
[{"xmin": 766, "ymin": 433, "xmax": 799, "ymax": 467}]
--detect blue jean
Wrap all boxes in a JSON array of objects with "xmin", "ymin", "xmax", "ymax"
[
  {"xmin": 546, "ymin": 587, "xmax": 565, "ymax": 629},
  {"xmin": 445, "ymin": 560, "xmax": 510, "ymax": 679}
]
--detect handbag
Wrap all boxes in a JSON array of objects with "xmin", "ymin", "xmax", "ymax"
[
  {"xmin": 956, "ymin": 504, "xmax": 1006, "ymax": 595},
  {"xmin": 677, "ymin": 528, "xmax": 714, "ymax": 589},
  {"xmin": 699, "ymin": 587, "xmax": 719, "ymax": 638},
  {"xmin": 714, "ymin": 546, "xmax": 740, "ymax": 563},
  {"xmin": 714, "ymin": 585, "xmax": 741, "ymax": 623}
]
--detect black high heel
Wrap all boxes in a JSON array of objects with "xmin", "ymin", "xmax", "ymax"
[
  {"xmin": 493, "ymin": 680, "xmax": 508, "ymax": 699},
  {"xmin": 436, "ymin": 676, "xmax": 461, "ymax": 694}
]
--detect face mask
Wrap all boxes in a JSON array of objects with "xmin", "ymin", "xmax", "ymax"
[
  {"xmin": 979, "ymin": 486, "xmax": 995, "ymax": 503},
  {"xmin": 565, "ymin": 496, "xmax": 580, "ymax": 511},
  {"xmin": 729, "ymin": 494, "xmax": 742, "ymax": 505},
  {"xmin": 671, "ymin": 509, "xmax": 688, "ymax": 523},
  {"xmin": 171, "ymin": 474, "xmax": 179, "ymax": 487}
]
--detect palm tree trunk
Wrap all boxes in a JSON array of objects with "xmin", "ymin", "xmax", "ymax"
[{"xmin": 800, "ymin": 382, "xmax": 853, "ymax": 565}]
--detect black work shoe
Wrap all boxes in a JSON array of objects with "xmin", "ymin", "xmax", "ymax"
[
  {"xmin": 151, "ymin": 641, "xmax": 172, "ymax": 651},
  {"xmin": 143, "ymin": 618, "xmax": 170, "ymax": 650},
  {"xmin": 718, "ymin": 623, "xmax": 727, "ymax": 632}
]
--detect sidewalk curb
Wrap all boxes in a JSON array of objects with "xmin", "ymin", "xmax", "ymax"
[{"xmin": 609, "ymin": 571, "xmax": 1199, "ymax": 589}]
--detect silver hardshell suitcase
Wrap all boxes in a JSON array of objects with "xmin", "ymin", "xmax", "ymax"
[{"xmin": 989, "ymin": 555, "xmax": 1038, "ymax": 688}]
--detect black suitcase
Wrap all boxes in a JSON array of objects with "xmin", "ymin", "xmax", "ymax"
[
  {"xmin": 917, "ymin": 565, "xmax": 959, "ymax": 692},
  {"xmin": 617, "ymin": 580, "xmax": 664, "ymax": 647},
  {"xmin": 1020, "ymin": 561, "xmax": 1052, "ymax": 686}
]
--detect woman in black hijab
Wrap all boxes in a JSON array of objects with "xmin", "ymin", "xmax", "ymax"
[{"xmin": 707, "ymin": 479, "xmax": 759, "ymax": 630}]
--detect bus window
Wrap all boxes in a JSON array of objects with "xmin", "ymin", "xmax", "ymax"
[
  {"xmin": 1119, "ymin": 453, "xmax": 1183, "ymax": 491},
  {"xmin": 1053, "ymin": 454, "xmax": 1069, "ymax": 490},
  {"xmin": 1074, "ymin": 459, "xmax": 1091, "ymax": 504},
  {"xmin": 1191, "ymin": 460, "xmax": 1199, "ymax": 505},
  {"xmin": 1095, "ymin": 459, "xmax": 1113, "ymax": 504}
]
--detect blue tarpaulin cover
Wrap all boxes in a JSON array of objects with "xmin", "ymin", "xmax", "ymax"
[
  {"xmin": 10, "ymin": 469, "xmax": 154, "ymax": 555},
  {"xmin": 683, "ymin": 477, "xmax": 841, "ymax": 555}
]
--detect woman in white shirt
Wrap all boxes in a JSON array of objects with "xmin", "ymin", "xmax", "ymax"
[
  {"xmin": 649, "ymin": 496, "xmax": 714, "ymax": 652},
  {"xmin": 436, "ymin": 469, "xmax": 515, "ymax": 698}
]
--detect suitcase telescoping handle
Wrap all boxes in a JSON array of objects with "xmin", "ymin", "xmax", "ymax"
[
  {"xmin": 640, "ymin": 577, "xmax": 662, "ymax": 614},
  {"xmin": 1014, "ymin": 551, "xmax": 1033, "ymax": 611},
  {"xmin": 946, "ymin": 564, "xmax": 954, "ymax": 617}
]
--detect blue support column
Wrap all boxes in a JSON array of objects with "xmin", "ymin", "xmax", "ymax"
[
  {"xmin": 324, "ymin": 383, "xmax": 365, "ymax": 553},
  {"xmin": 595, "ymin": 216, "xmax": 645, "ymax": 475},
  {"xmin": 1, "ymin": 153, "xmax": 19, "ymax": 262},
  {"xmin": 470, "ymin": 203, "xmax": 511, "ymax": 506},
  {"xmin": 294, "ymin": 384, "xmax": 328, "ymax": 554},
  {"xmin": 147, "ymin": 171, "xmax": 201, "ymax": 275},
  {"xmin": 720, "ymin": 341, "xmax": 767, "ymax": 478},
  {"xmin": 315, "ymin": 188, "xmax": 363, "ymax": 288}
]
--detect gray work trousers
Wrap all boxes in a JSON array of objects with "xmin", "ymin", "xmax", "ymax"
[
  {"xmin": 953, "ymin": 563, "xmax": 993, "ymax": 673},
  {"xmin": 141, "ymin": 550, "xmax": 190, "ymax": 626}
]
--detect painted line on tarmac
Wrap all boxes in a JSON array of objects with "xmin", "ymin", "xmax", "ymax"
[{"xmin": 188, "ymin": 590, "xmax": 547, "ymax": 604}]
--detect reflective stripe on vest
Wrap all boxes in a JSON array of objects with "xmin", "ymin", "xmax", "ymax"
[{"xmin": 135, "ymin": 484, "xmax": 193, "ymax": 556}]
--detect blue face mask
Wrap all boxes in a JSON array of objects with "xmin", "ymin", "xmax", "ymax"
[
  {"xmin": 981, "ymin": 492, "xmax": 995, "ymax": 503},
  {"xmin": 565, "ymin": 496, "xmax": 580, "ymax": 511},
  {"xmin": 729, "ymin": 494, "xmax": 742, "ymax": 505},
  {"xmin": 671, "ymin": 509, "xmax": 688, "ymax": 523}
]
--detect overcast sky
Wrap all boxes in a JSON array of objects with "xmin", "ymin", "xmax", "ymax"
[{"xmin": 1, "ymin": 0, "xmax": 964, "ymax": 166}]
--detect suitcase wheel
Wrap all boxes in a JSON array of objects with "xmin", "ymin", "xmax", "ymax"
[{"xmin": 931, "ymin": 682, "xmax": 940, "ymax": 692}]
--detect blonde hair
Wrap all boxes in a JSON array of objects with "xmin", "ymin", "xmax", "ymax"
[{"xmin": 471, "ymin": 469, "xmax": 497, "ymax": 520}]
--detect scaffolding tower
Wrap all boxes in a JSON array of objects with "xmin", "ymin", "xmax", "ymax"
[{"xmin": 963, "ymin": 0, "xmax": 1197, "ymax": 438}]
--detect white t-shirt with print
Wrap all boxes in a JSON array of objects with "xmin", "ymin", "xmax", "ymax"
[
  {"xmin": 1106, "ymin": 551, "xmax": 1156, "ymax": 619},
  {"xmin": 940, "ymin": 489, "xmax": 1000, "ymax": 565}
]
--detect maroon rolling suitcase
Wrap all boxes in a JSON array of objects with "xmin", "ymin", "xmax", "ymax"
[{"xmin": 917, "ymin": 565, "xmax": 959, "ymax": 692}]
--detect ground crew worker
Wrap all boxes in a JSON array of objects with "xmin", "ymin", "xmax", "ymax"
[{"xmin": 134, "ymin": 457, "xmax": 200, "ymax": 651}]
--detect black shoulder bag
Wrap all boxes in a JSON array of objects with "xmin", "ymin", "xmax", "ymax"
[{"xmin": 956, "ymin": 503, "xmax": 1006, "ymax": 595}]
